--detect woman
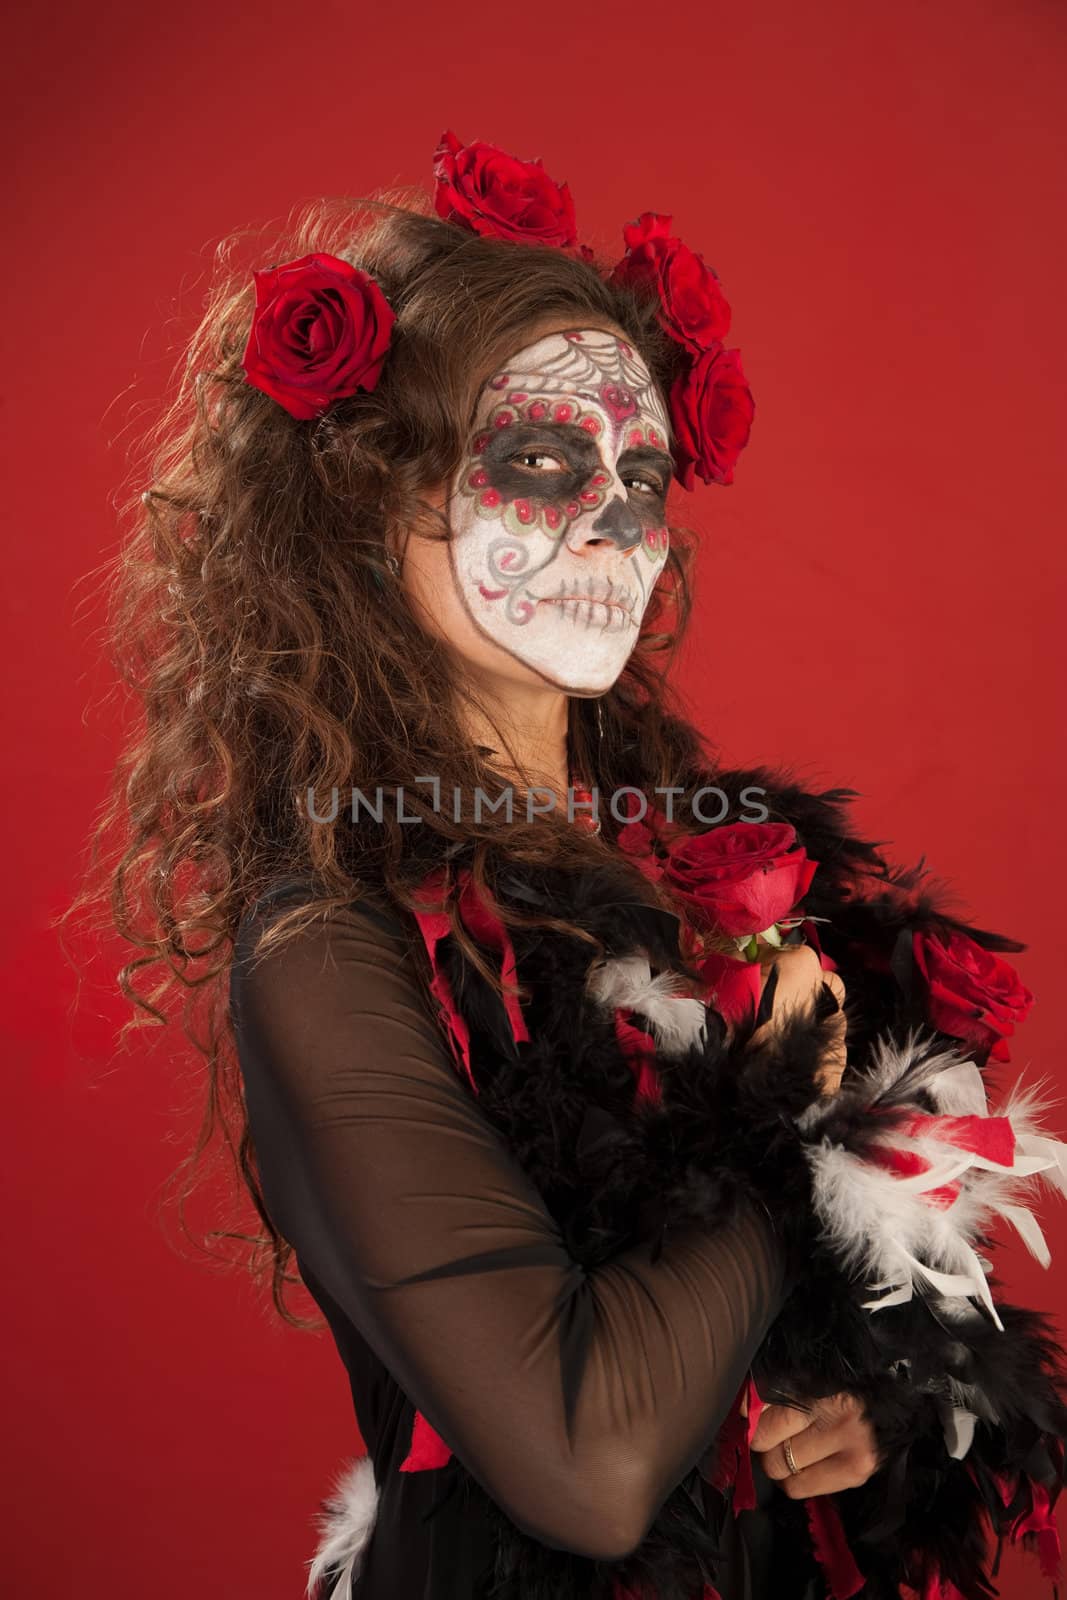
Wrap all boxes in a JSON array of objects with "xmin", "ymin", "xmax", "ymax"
[{"xmin": 83, "ymin": 132, "xmax": 1066, "ymax": 1600}]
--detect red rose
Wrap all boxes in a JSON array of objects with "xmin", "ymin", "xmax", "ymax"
[
  {"xmin": 669, "ymin": 342, "xmax": 755, "ymax": 489},
  {"xmin": 432, "ymin": 129, "xmax": 578, "ymax": 249},
  {"xmin": 241, "ymin": 252, "xmax": 395, "ymax": 421},
  {"xmin": 609, "ymin": 212, "xmax": 732, "ymax": 355},
  {"xmin": 912, "ymin": 927, "xmax": 1034, "ymax": 1064},
  {"xmin": 663, "ymin": 821, "xmax": 817, "ymax": 937}
]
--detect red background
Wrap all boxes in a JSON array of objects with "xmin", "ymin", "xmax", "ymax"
[{"xmin": 4, "ymin": 2, "xmax": 1065, "ymax": 1594}]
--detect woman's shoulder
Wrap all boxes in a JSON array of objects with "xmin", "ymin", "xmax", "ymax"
[{"xmin": 232, "ymin": 875, "xmax": 412, "ymax": 971}]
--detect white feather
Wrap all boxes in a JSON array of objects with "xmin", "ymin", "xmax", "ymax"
[
  {"xmin": 999, "ymin": 1202, "xmax": 1051, "ymax": 1267},
  {"xmin": 926, "ymin": 1059, "xmax": 988, "ymax": 1117},
  {"xmin": 939, "ymin": 1402, "xmax": 978, "ymax": 1460},
  {"xmin": 1005, "ymin": 1082, "xmax": 1067, "ymax": 1199},
  {"xmin": 797, "ymin": 1027, "xmax": 970, "ymax": 1136},
  {"xmin": 864, "ymin": 1025, "xmax": 966, "ymax": 1101},
  {"xmin": 809, "ymin": 1139, "xmax": 1003, "ymax": 1325},
  {"xmin": 305, "ymin": 1455, "xmax": 379, "ymax": 1599},
  {"xmin": 805, "ymin": 1028, "xmax": 1067, "ymax": 1336},
  {"xmin": 585, "ymin": 953, "xmax": 707, "ymax": 1056}
]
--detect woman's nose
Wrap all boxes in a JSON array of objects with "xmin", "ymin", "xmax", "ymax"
[{"xmin": 569, "ymin": 493, "xmax": 643, "ymax": 553}]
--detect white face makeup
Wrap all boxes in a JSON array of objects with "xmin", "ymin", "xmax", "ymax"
[{"xmin": 444, "ymin": 328, "xmax": 673, "ymax": 694}]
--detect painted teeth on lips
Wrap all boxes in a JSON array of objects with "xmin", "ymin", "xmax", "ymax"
[
  {"xmin": 537, "ymin": 595, "xmax": 636, "ymax": 631},
  {"xmin": 533, "ymin": 577, "xmax": 638, "ymax": 629}
]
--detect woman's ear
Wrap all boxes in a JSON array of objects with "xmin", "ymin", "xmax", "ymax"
[
  {"xmin": 383, "ymin": 524, "xmax": 402, "ymax": 568},
  {"xmin": 393, "ymin": 483, "xmax": 452, "ymax": 557}
]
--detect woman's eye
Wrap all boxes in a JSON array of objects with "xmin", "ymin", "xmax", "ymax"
[
  {"xmin": 625, "ymin": 476, "xmax": 664, "ymax": 497},
  {"xmin": 514, "ymin": 450, "xmax": 567, "ymax": 471}
]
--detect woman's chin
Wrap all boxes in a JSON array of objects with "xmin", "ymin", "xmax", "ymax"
[
  {"xmin": 475, "ymin": 624, "xmax": 635, "ymax": 695},
  {"xmin": 553, "ymin": 664, "xmax": 626, "ymax": 695},
  {"xmin": 525, "ymin": 655, "xmax": 629, "ymax": 695}
]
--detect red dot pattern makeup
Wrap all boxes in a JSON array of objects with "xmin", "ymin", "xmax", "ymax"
[{"xmin": 445, "ymin": 329, "xmax": 675, "ymax": 694}]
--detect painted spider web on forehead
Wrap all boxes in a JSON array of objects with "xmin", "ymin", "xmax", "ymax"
[{"xmin": 485, "ymin": 330, "xmax": 671, "ymax": 437}]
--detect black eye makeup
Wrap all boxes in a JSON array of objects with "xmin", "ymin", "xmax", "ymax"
[
  {"xmin": 480, "ymin": 421, "xmax": 672, "ymax": 506},
  {"xmin": 481, "ymin": 423, "xmax": 598, "ymax": 505},
  {"xmin": 616, "ymin": 445, "xmax": 674, "ymax": 499},
  {"xmin": 487, "ymin": 424, "xmax": 598, "ymax": 468}
]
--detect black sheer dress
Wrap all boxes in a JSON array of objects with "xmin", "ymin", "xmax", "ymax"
[{"xmin": 229, "ymin": 880, "xmax": 823, "ymax": 1599}]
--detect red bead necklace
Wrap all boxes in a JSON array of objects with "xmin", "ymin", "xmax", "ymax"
[{"xmin": 568, "ymin": 776, "xmax": 601, "ymax": 835}]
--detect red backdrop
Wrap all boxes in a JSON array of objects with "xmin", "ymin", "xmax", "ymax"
[{"xmin": 4, "ymin": 2, "xmax": 1065, "ymax": 1594}]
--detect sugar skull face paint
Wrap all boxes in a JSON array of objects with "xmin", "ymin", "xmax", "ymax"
[{"xmin": 445, "ymin": 328, "xmax": 673, "ymax": 693}]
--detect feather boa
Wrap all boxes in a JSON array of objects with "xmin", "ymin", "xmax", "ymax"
[{"xmin": 306, "ymin": 766, "xmax": 1067, "ymax": 1600}]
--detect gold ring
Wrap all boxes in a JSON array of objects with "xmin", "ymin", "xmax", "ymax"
[{"xmin": 783, "ymin": 1437, "xmax": 801, "ymax": 1477}]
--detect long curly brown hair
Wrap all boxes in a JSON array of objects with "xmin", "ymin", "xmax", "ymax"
[{"xmin": 61, "ymin": 186, "xmax": 730, "ymax": 1325}]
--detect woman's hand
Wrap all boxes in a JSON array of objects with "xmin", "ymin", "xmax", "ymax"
[
  {"xmin": 750, "ymin": 1392, "xmax": 881, "ymax": 1497},
  {"xmin": 747, "ymin": 943, "xmax": 848, "ymax": 1095}
]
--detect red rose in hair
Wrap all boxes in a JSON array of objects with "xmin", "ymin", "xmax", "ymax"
[
  {"xmin": 670, "ymin": 342, "xmax": 755, "ymax": 488},
  {"xmin": 432, "ymin": 129, "xmax": 579, "ymax": 249},
  {"xmin": 609, "ymin": 212, "xmax": 732, "ymax": 354},
  {"xmin": 663, "ymin": 821, "xmax": 817, "ymax": 938},
  {"xmin": 912, "ymin": 927, "xmax": 1034, "ymax": 1064},
  {"xmin": 241, "ymin": 252, "xmax": 395, "ymax": 421}
]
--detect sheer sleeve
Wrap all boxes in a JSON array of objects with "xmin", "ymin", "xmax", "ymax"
[{"xmin": 229, "ymin": 889, "xmax": 787, "ymax": 1563}]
